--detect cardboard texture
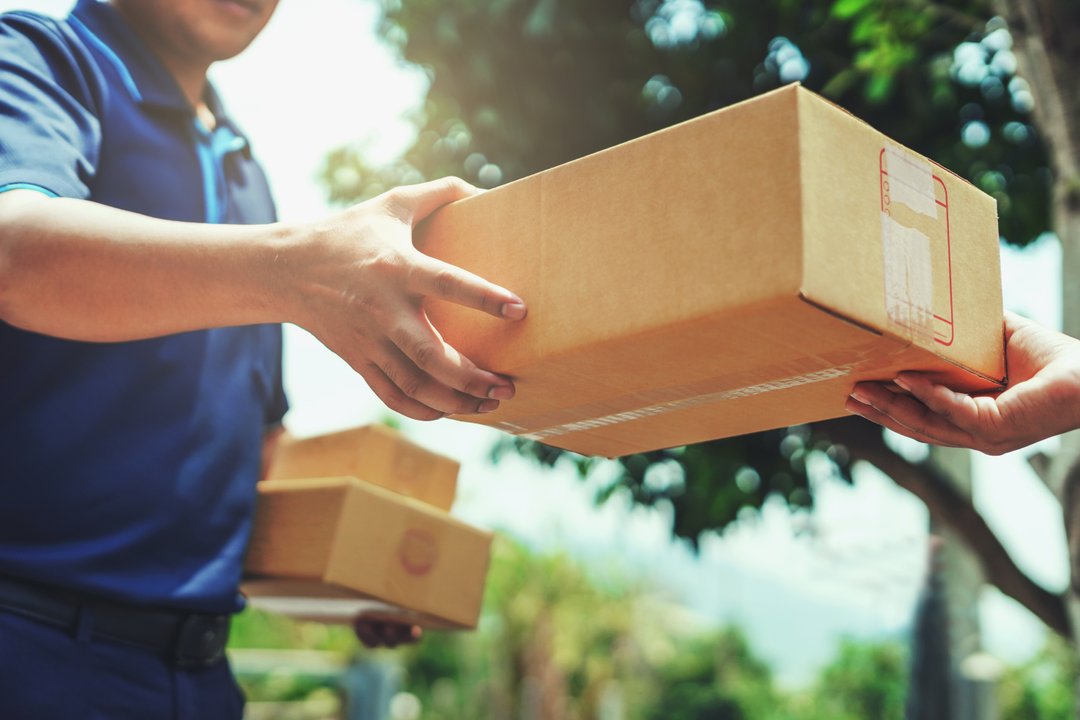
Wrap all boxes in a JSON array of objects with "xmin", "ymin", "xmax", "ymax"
[
  {"xmin": 266, "ymin": 424, "xmax": 459, "ymax": 511},
  {"xmin": 243, "ymin": 478, "xmax": 492, "ymax": 630},
  {"xmin": 417, "ymin": 84, "xmax": 1005, "ymax": 457}
]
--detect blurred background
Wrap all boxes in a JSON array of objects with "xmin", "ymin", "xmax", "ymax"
[{"xmin": 6, "ymin": 0, "xmax": 1079, "ymax": 718}]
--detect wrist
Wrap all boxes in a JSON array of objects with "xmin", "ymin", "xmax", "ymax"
[{"xmin": 259, "ymin": 220, "xmax": 312, "ymax": 326}]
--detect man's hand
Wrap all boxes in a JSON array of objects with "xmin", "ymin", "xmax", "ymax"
[
  {"xmin": 846, "ymin": 312, "xmax": 1080, "ymax": 455},
  {"xmin": 353, "ymin": 618, "xmax": 422, "ymax": 650},
  {"xmin": 285, "ymin": 177, "xmax": 526, "ymax": 421},
  {"xmin": 0, "ymin": 178, "xmax": 526, "ymax": 422}
]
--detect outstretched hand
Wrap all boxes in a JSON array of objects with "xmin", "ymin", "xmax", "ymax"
[
  {"xmin": 288, "ymin": 177, "xmax": 526, "ymax": 421},
  {"xmin": 353, "ymin": 617, "xmax": 422, "ymax": 650},
  {"xmin": 846, "ymin": 312, "xmax": 1080, "ymax": 455}
]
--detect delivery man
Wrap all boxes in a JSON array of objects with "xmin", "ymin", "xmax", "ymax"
[{"xmin": 0, "ymin": 0, "xmax": 525, "ymax": 717}]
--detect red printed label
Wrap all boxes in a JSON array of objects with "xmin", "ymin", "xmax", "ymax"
[
  {"xmin": 397, "ymin": 528, "xmax": 438, "ymax": 576},
  {"xmin": 879, "ymin": 146, "xmax": 956, "ymax": 347}
]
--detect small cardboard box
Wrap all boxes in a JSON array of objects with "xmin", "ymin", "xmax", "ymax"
[
  {"xmin": 266, "ymin": 425, "xmax": 459, "ymax": 511},
  {"xmin": 417, "ymin": 84, "xmax": 1005, "ymax": 457},
  {"xmin": 243, "ymin": 478, "xmax": 492, "ymax": 629}
]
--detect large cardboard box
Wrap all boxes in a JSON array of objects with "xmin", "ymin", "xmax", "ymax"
[
  {"xmin": 266, "ymin": 424, "xmax": 458, "ymax": 511},
  {"xmin": 243, "ymin": 478, "xmax": 491, "ymax": 629},
  {"xmin": 417, "ymin": 84, "xmax": 1005, "ymax": 457}
]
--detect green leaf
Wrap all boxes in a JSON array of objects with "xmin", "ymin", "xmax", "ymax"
[
  {"xmin": 831, "ymin": 0, "xmax": 875, "ymax": 20},
  {"xmin": 865, "ymin": 71, "xmax": 895, "ymax": 102},
  {"xmin": 820, "ymin": 68, "xmax": 859, "ymax": 98}
]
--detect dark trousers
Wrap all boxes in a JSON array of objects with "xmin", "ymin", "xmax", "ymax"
[{"xmin": 0, "ymin": 609, "xmax": 245, "ymax": 720}]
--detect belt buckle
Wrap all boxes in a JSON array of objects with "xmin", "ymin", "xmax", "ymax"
[{"xmin": 173, "ymin": 614, "xmax": 229, "ymax": 669}]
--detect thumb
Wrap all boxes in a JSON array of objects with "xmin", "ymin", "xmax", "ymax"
[{"xmin": 384, "ymin": 177, "xmax": 481, "ymax": 226}]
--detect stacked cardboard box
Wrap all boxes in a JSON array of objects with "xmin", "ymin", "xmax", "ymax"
[
  {"xmin": 265, "ymin": 424, "xmax": 460, "ymax": 510},
  {"xmin": 243, "ymin": 426, "xmax": 491, "ymax": 630},
  {"xmin": 417, "ymin": 84, "xmax": 1006, "ymax": 457}
]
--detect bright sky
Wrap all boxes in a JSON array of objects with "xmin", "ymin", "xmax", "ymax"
[{"xmin": 2, "ymin": 0, "xmax": 1066, "ymax": 684}]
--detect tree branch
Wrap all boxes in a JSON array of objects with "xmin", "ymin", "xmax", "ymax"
[
  {"xmin": 823, "ymin": 417, "xmax": 1072, "ymax": 640},
  {"xmin": 1027, "ymin": 450, "xmax": 1054, "ymax": 491}
]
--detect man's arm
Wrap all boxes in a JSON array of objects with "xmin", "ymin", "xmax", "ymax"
[{"xmin": 0, "ymin": 178, "xmax": 525, "ymax": 420}]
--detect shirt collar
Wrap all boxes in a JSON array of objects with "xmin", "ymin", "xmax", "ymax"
[
  {"xmin": 69, "ymin": 0, "xmax": 241, "ymax": 137},
  {"xmin": 203, "ymin": 83, "xmax": 245, "ymax": 140}
]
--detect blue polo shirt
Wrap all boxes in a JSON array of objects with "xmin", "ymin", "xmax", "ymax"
[{"xmin": 0, "ymin": 0, "xmax": 287, "ymax": 613}]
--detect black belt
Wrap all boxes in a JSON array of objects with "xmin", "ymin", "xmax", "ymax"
[{"xmin": 0, "ymin": 576, "xmax": 230, "ymax": 669}]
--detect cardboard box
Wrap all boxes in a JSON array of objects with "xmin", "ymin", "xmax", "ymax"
[
  {"xmin": 243, "ymin": 477, "xmax": 492, "ymax": 629},
  {"xmin": 266, "ymin": 424, "xmax": 458, "ymax": 511},
  {"xmin": 417, "ymin": 84, "xmax": 1005, "ymax": 457}
]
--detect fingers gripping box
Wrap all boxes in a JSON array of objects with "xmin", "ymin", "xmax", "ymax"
[{"xmin": 416, "ymin": 84, "xmax": 1005, "ymax": 457}]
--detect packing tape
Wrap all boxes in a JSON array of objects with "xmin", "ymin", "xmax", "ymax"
[
  {"xmin": 882, "ymin": 215, "xmax": 934, "ymax": 342},
  {"xmin": 881, "ymin": 145, "xmax": 935, "ymax": 343},
  {"xmin": 520, "ymin": 364, "xmax": 854, "ymax": 441},
  {"xmin": 883, "ymin": 145, "xmax": 937, "ymax": 218}
]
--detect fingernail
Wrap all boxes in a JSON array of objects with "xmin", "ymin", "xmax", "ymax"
[
  {"xmin": 893, "ymin": 375, "xmax": 913, "ymax": 392},
  {"xmin": 501, "ymin": 301, "xmax": 527, "ymax": 320},
  {"xmin": 488, "ymin": 384, "xmax": 514, "ymax": 401},
  {"xmin": 478, "ymin": 399, "xmax": 499, "ymax": 413},
  {"xmin": 849, "ymin": 388, "xmax": 870, "ymax": 405}
]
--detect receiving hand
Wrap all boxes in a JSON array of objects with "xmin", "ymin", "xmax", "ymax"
[
  {"xmin": 288, "ymin": 177, "xmax": 526, "ymax": 421},
  {"xmin": 846, "ymin": 312, "xmax": 1080, "ymax": 455},
  {"xmin": 353, "ymin": 617, "xmax": 422, "ymax": 650}
]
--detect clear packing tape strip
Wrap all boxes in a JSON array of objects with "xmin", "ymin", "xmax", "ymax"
[
  {"xmin": 881, "ymin": 145, "xmax": 936, "ymax": 344},
  {"xmin": 516, "ymin": 364, "xmax": 854, "ymax": 442}
]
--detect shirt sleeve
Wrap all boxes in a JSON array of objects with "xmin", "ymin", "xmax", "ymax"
[{"xmin": 0, "ymin": 12, "xmax": 101, "ymax": 199}]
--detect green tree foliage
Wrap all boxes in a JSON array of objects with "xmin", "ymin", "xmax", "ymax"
[
  {"xmin": 647, "ymin": 630, "xmax": 782, "ymax": 720},
  {"xmin": 396, "ymin": 537, "xmax": 669, "ymax": 719},
  {"xmin": 494, "ymin": 427, "xmax": 832, "ymax": 548},
  {"xmin": 797, "ymin": 639, "xmax": 909, "ymax": 720},
  {"xmin": 326, "ymin": 0, "xmax": 1047, "ymax": 243},
  {"xmin": 227, "ymin": 608, "xmax": 358, "ymax": 706},
  {"xmin": 227, "ymin": 541, "xmax": 1074, "ymax": 716},
  {"xmin": 998, "ymin": 635, "xmax": 1080, "ymax": 719},
  {"xmin": 229, "ymin": 605, "xmax": 359, "ymax": 652},
  {"xmin": 321, "ymin": 0, "xmax": 1052, "ymax": 548},
  {"xmin": 397, "ymin": 538, "xmax": 793, "ymax": 719}
]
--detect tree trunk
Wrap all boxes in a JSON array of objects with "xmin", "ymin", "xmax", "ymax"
[
  {"xmin": 997, "ymin": 1, "xmax": 1080, "ymax": 664},
  {"xmin": 906, "ymin": 536, "xmax": 953, "ymax": 720},
  {"xmin": 826, "ymin": 417, "xmax": 1070, "ymax": 638},
  {"xmin": 932, "ymin": 447, "xmax": 996, "ymax": 719}
]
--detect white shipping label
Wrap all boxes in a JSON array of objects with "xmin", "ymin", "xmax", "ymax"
[
  {"xmin": 882, "ymin": 214, "xmax": 934, "ymax": 341},
  {"xmin": 884, "ymin": 145, "xmax": 937, "ymax": 218}
]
